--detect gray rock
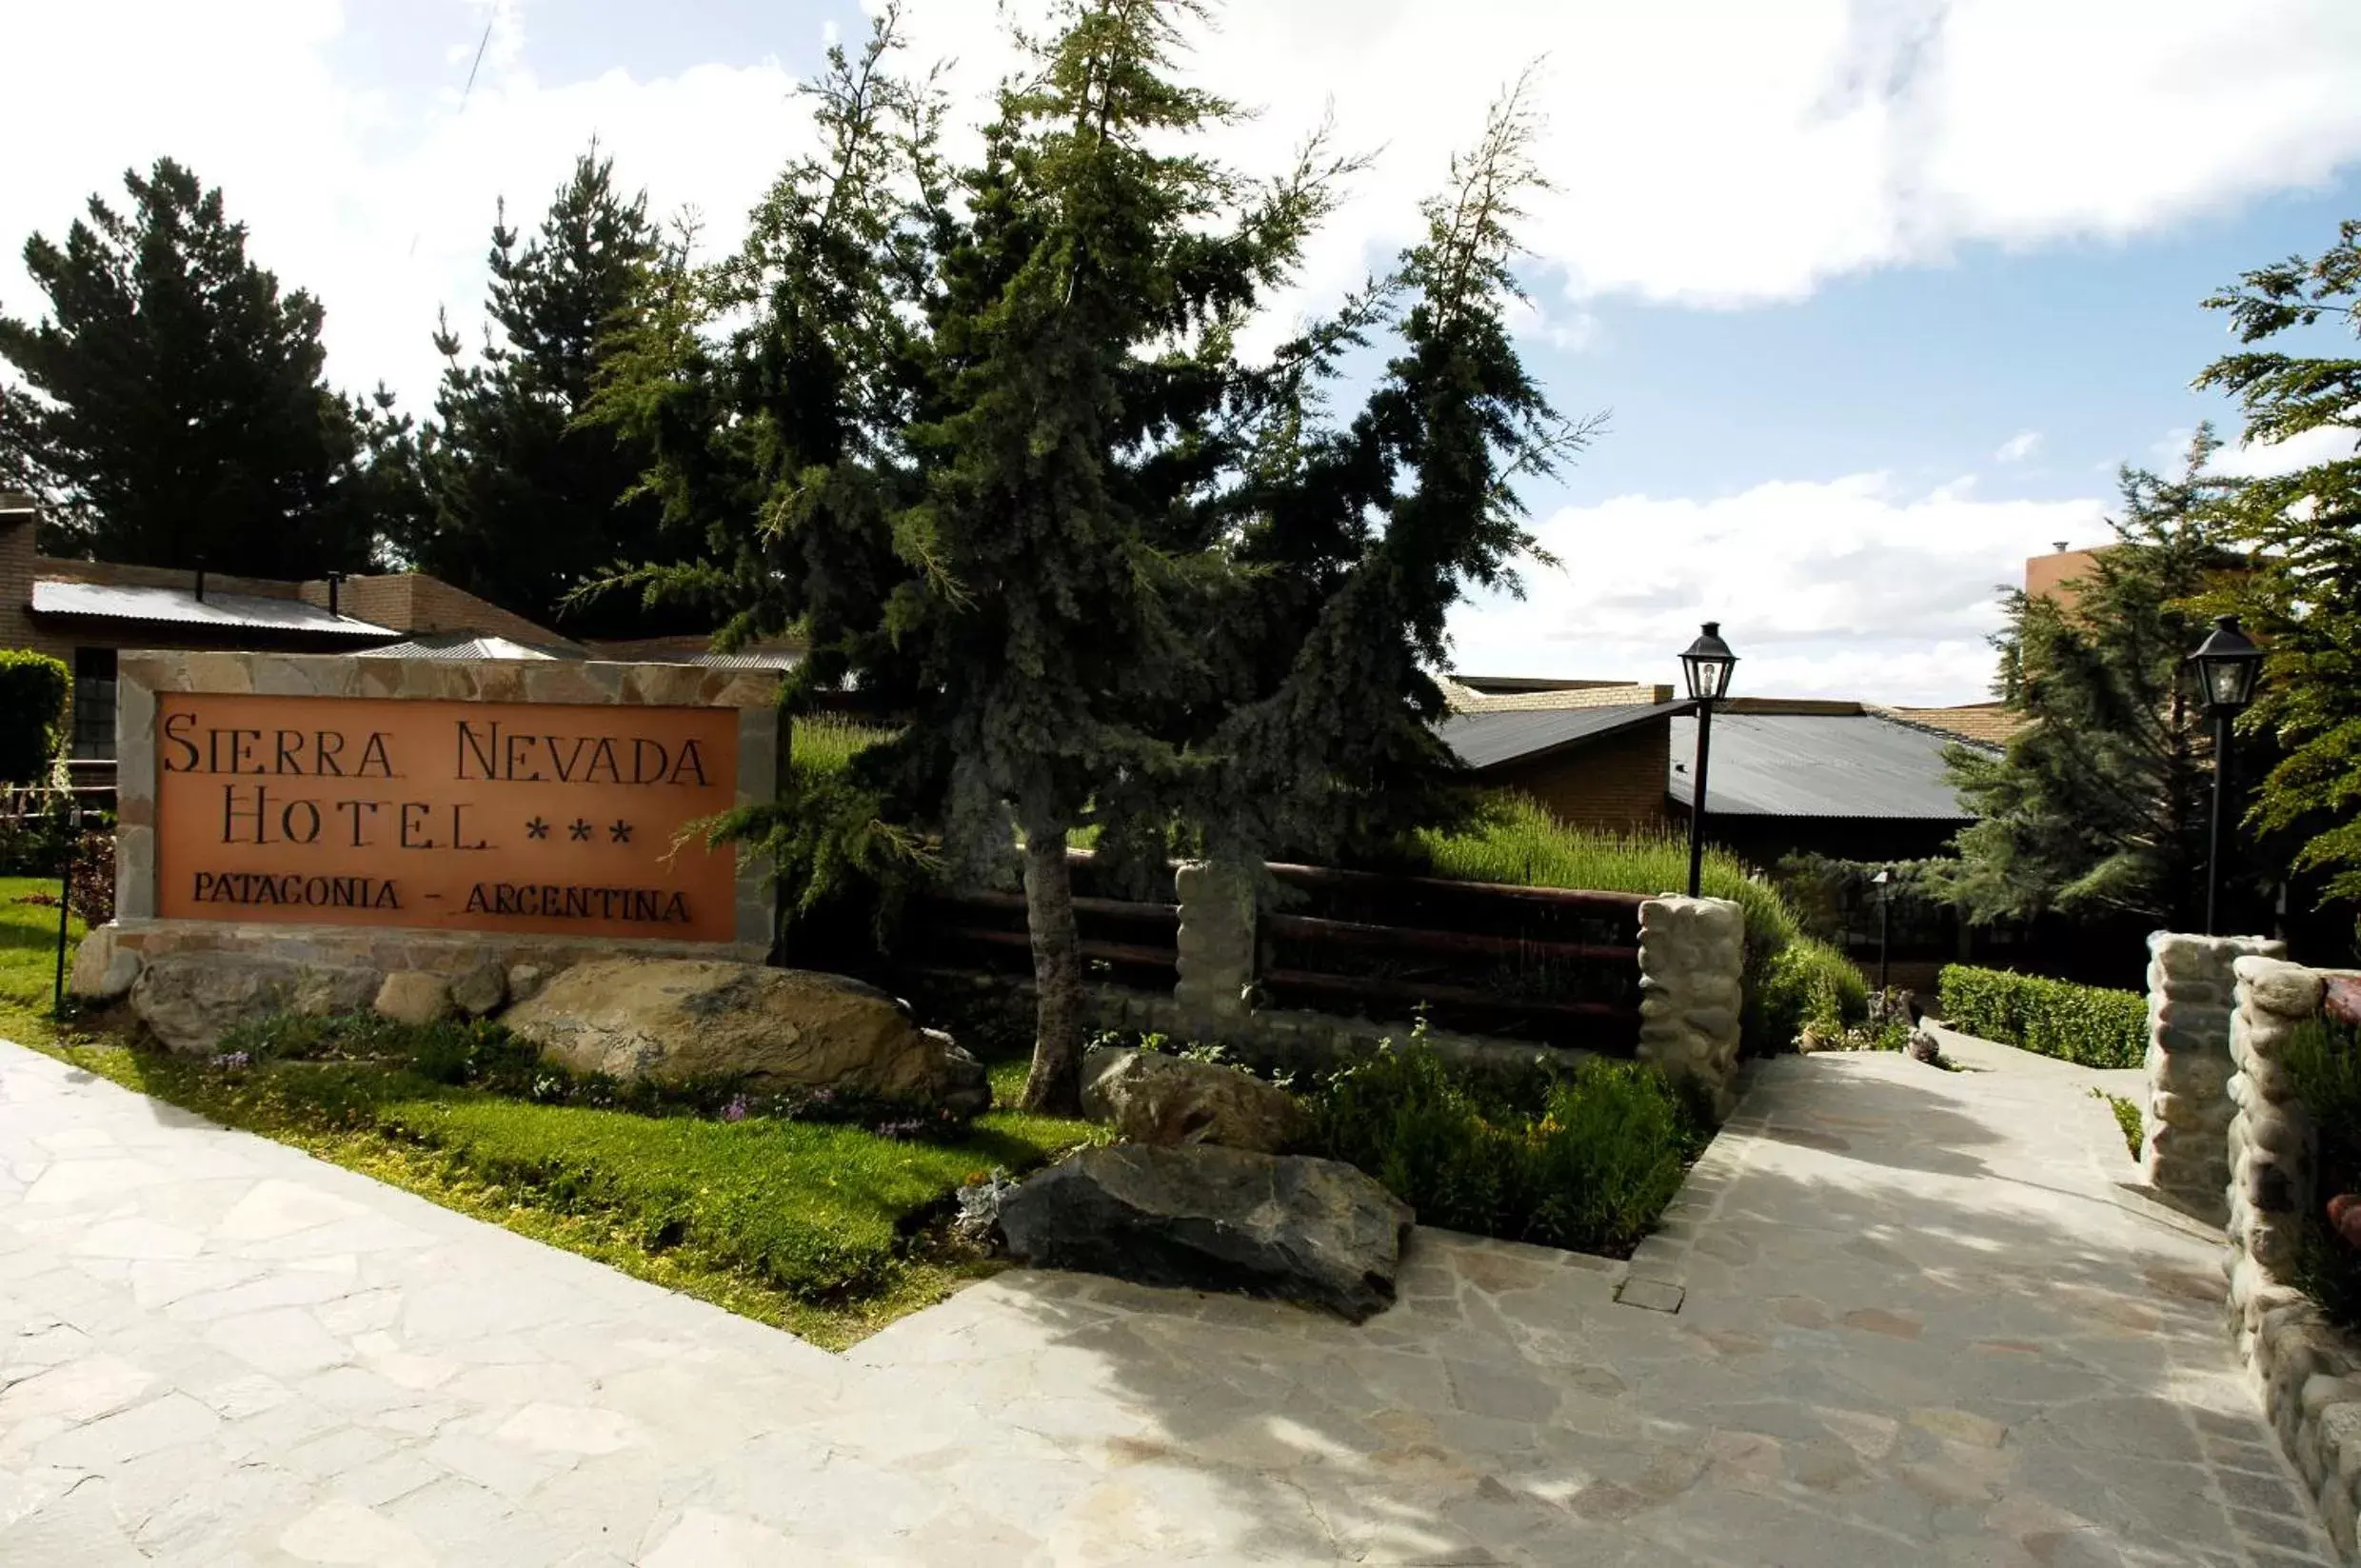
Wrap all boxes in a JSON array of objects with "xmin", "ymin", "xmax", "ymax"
[
  {"xmin": 67, "ymin": 924, "xmax": 141, "ymax": 1002},
  {"xmin": 130, "ymin": 953, "xmax": 376, "ymax": 1053},
  {"xmin": 1081, "ymin": 1048, "xmax": 1309, "ymax": 1153},
  {"xmin": 374, "ymin": 971, "xmax": 455, "ymax": 1027},
  {"xmin": 448, "ymin": 958, "xmax": 507, "ymax": 1018},
  {"xmin": 504, "ymin": 958, "xmax": 989, "ymax": 1113},
  {"xmin": 998, "ymin": 1144, "xmax": 1415, "ymax": 1321},
  {"xmin": 506, "ymin": 964, "xmax": 547, "ymax": 1004}
]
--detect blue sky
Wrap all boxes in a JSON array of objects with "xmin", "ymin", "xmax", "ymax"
[{"xmin": 8, "ymin": 0, "xmax": 2361, "ymax": 704}]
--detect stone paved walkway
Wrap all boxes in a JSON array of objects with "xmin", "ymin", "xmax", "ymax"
[{"xmin": 0, "ymin": 1032, "xmax": 2341, "ymax": 1566}]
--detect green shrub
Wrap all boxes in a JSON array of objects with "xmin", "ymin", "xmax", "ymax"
[
  {"xmin": 1757, "ymin": 935, "xmax": 1871, "ymax": 1047},
  {"xmin": 1420, "ymin": 795, "xmax": 1859, "ymax": 1053},
  {"xmin": 1935, "ymin": 964, "xmax": 2148, "ymax": 1068},
  {"xmin": 2090, "ymin": 1087, "xmax": 2143, "ymax": 1160},
  {"xmin": 0, "ymin": 651, "xmax": 68, "ymax": 786},
  {"xmin": 1308, "ymin": 1036, "xmax": 1704, "ymax": 1255}
]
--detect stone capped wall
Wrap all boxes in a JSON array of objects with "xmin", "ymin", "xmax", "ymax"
[
  {"xmin": 2145, "ymin": 931, "xmax": 2285, "ymax": 1222},
  {"xmin": 1636, "ymin": 895, "xmax": 1746, "ymax": 1120},
  {"xmin": 2225, "ymin": 955, "xmax": 2361, "ymax": 1561}
]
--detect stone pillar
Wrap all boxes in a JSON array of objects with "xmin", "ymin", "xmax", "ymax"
[
  {"xmin": 2228, "ymin": 957, "xmax": 2328, "ymax": 1300},
  {"xmin": 1173, "ymin": 860, "xmax": 1255, "ymax": 1034},
  {"xmin": 2223, "ymin": 957, "xmax": 2361, "ymax": 1561},
  {"xmin": 2143, "ymin": 932, "xmax": 2283, "ymax": 1221},
  {"xmin": 1637, "ymin": 896, "xmax": 1745, "ymax": 1121}
]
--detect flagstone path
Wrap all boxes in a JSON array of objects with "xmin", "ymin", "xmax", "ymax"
[{"xmin": 0, "ymin": 1030, "xmax": 2340, "ymax": 1566}]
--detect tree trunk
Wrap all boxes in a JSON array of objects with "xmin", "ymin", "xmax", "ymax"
[{"xmin": 1020, "ymin": 821, "xmax": 1087, "ymax": 1115}]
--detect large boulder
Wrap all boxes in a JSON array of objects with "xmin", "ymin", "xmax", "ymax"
[
  {"xmin": 501, "ymin": 959, "xmax": 989, "ymax": 1113},
  {"xmin": 1081, "ymin": 1047, "xmax": 1310, "ymax": 1154},
  {"xmin": 130, "ymin": 952, "xmax": 379, "ymax": 1053},
  {"xmin": 998, "ymin": 1144, "xmax": 1415, "ymax": 1321},
  {"xmin": 68, "ymin": 923, "xmax": 141, "ymax": 1003}
]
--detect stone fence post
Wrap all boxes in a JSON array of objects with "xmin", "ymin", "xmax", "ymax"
[
  {"xmin": 1636, "ymin": 896, "xmax": 1745, "ymax": 1121},
  {"xmin": 2224, "ymin": 956, "xmax": 2361, "ymax": 1560},
  {"xmin": 1173, "ymin": 860, "xmax": 1255, "ymax": 1033},
  {"xmin": 2144, "ymin": 931, "xmax": 2282, "ymax": 1223}
]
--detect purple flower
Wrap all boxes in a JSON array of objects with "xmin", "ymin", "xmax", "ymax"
[
  {"xmin": 208, "ymin": 1051, "xmax": 250, "ymax": 1071},
  {"xmin": 875, "ymin": 1118, "xmax": 924, "ymax": 1141},
  {"xmin": 812, "ymin": 1087, "xmax": 836, "ymax": 1105},
  {"xmin": 721, "ymin": 1097, "xmax": 750, "ymax": 1123}
]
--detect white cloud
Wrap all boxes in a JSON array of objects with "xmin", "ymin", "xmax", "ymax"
[
  {"xmin": 1994, "ymin": 429, "xmax": 2042, "ymax": 463},
  {"xmin": 0, "ymin": 0, "xmax": 812, "ymax": 414},
  {"xmin": 5, "ymin": 1, "xmax": 2360, "ymax": 415},
  {"xmin": 1443, "ymin": 472, "xmax": 2109, "ymax": 705},
  {"xmin": 2208, "ymin": 422, "xmax": 2360, "ymax": 479}
]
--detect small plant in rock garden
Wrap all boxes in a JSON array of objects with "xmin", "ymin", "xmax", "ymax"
[{"xmin": 2089, "ymin": 1087, "xmax": 2143, "ymax": 1161}]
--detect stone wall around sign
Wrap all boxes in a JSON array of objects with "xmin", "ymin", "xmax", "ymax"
[{"xmin": 102, "ymin": 650, "xmax": 781, "ymax": 1001}]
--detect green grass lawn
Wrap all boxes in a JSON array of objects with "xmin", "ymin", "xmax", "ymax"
[
  {"xmin": 0, "ymin": 880, "xmax": 1096, "ymax": 1349},
  {"xmin": 0, "ymin": 872, "xmax": 83, "ymax": 1044}
]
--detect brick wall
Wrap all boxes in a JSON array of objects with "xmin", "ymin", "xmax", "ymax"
[
  {"xmin": 1480, "ymin": 718, "xmax": 1672, "ymax": 833},
  {"xmin": 299, "ymin": 575, "xmax": 565, "ymax": 644}
]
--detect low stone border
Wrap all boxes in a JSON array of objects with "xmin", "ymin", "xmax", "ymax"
[
  {"xmin": 2226, "ymin": 954, "xmax": 2361, "ymax": 1560},
  {"xmin": 1614, "ymin": 1063, "xmax": 1764, "ymax": 1310}
]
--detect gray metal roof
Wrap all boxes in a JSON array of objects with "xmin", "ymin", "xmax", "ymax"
[
  {"xmin": 352, "ymin": 633, "xmax": 581, "ymax": 662},
  {"xmin": 1439, "ymin": 702, "xmax": 1685, "ymax": 771},
  {"xmin": 1668, "ymin": 710, "xmax": 1986, "ymax": 820},
  {"xmin": 30, "ymin": 580, "xmax": 392, "ymax": 637}
]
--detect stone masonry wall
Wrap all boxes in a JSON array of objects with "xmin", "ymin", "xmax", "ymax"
[
  {"xmin": 2145, "ymin": 932, "xmax": 2285, "ymax": 1223},
  {"xmin": 1636, "ymin": 896, "xmax": 1746, "ymax": 1121},
  {"xmin": 2225, "ymin": 955, "xmax": 2361, "ymax": 1561},
  {"xmin": 1171, "ymin": 860, "xmax": 1255, "ymax": 1031}
]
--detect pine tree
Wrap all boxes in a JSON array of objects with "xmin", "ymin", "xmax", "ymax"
[
  {"xmin": 1942, "ymin": 434, "xmax": 2252, "ymax": 930},
  {"xmin": 2197, "ymin": 217, "xmax": 2361, "ymax": 920},
  {"xmin": 1200, "ymin": 74, "xmax": 1597, "ymax": 867},
  {"xmin": 411, "ymin": 151, "xmax": 690, "ymax": 636},
  {"xmin": 897, "ymin": 0, "xmax": 1340, "ymax": 1112},
  {"xmin": 0, "ymin": 158, "xmax": 392, "ymax": 577}
]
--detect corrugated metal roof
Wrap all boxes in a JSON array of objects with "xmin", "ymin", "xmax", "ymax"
[
  {"xmin": 352, "ymin": 634, "xmax": 579, "ymax": 662},
  {"xmin": 1438, "ymin": 702, "xmax": 1684, "ymax": 771},
  {"xmin": 30, "ymin": 580, "xmax": 392, "ymax": 637},
  {"xmin": 674, "ymin": 648, "xmax": 803, "ymax": 670},
  {"xmin": 1668, "ymin": 710, "xmax": 1986, "ymax": 820}
]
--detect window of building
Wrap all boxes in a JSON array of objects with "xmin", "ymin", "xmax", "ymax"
[{"xmin": 71, "ymin": 647, "xmax": 116, "ymax": 760}]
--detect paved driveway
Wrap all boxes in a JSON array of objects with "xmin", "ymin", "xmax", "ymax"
[{"xmin": 0, "ymin": 1034, "xmax": 2338, "ymax": 1565}]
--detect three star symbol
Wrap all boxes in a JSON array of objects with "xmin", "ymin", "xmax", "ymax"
[
  {"xmin": 525, "ymin": 817, "xmax": 550, "ymax": 841},
  {"xmin": 567, "ymin": 818, "xmax": 594, "ymax": 843},
  {"xmin": 609, "ymin": 820, "xmax": 633, "ymax": 844}
]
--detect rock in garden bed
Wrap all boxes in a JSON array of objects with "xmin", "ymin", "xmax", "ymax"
[
  {"xmin": 501, "ymin": 958, "xmax": 989, "ymax": 1113},
  {"xmin": 1081, "ymin": 1046, "xmax": 1309, "ymax": 1153},
  {"xmin": 997, "ymin": 1143, "xmax": 1415, "ymax": 1321},
  {"xmin": 130, "ymin": 951, "xmax": 379, "ymax": 1052}
]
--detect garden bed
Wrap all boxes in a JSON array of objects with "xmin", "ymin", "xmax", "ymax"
[{"xmin": 40, "ymin": 1010, "xmax": 1100, "ymax": 1350}]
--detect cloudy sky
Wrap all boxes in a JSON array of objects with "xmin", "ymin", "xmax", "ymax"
[{"xmin": 7, "ymin": 0, "xmax": 2361, "ymax": 704}]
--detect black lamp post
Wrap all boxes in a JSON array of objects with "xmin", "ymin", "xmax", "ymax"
[
  {"xmin": 1679, "ymin": 622, "xmax": 1738, "ymax": 898},
  {"xmin": 1871, "ymin": 866, "xmax": 1893, "ymax": 993},
  {"xmin": 2187, "ymin": 614, "xmax": 2263, "ymax": 936}
]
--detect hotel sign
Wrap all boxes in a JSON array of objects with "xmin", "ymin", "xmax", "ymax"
[{"xmin": 154, "ymin": 693, "xmax": 740, "ymax": 943}]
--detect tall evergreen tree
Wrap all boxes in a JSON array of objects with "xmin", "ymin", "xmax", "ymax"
[
  {"xmin": 895, "ymin": 0, "xmax": 1340, "ymax": 1111},
  {"xmin": 0, "ymin": 157, "xmax": 395, "ymax": 577},
  {"xmin": 411, "ymin": 151, "xmax": 690, "ymax": 636},
  {"xmin": 2196, "ymin": 219, "xmax": 2361, "ymax": 923},
  {"xmin": 1202, "ymin": 74, "xmax": 1596, "ymax": 868},
  {"xmin": 1941, "ymin": 434, "xmax": 2252, "ymax": 930}
]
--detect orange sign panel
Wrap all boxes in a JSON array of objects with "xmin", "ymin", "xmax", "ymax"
[{"xmin": 156, "ymin": 693, "xmax": 742, "ymax": 943}]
